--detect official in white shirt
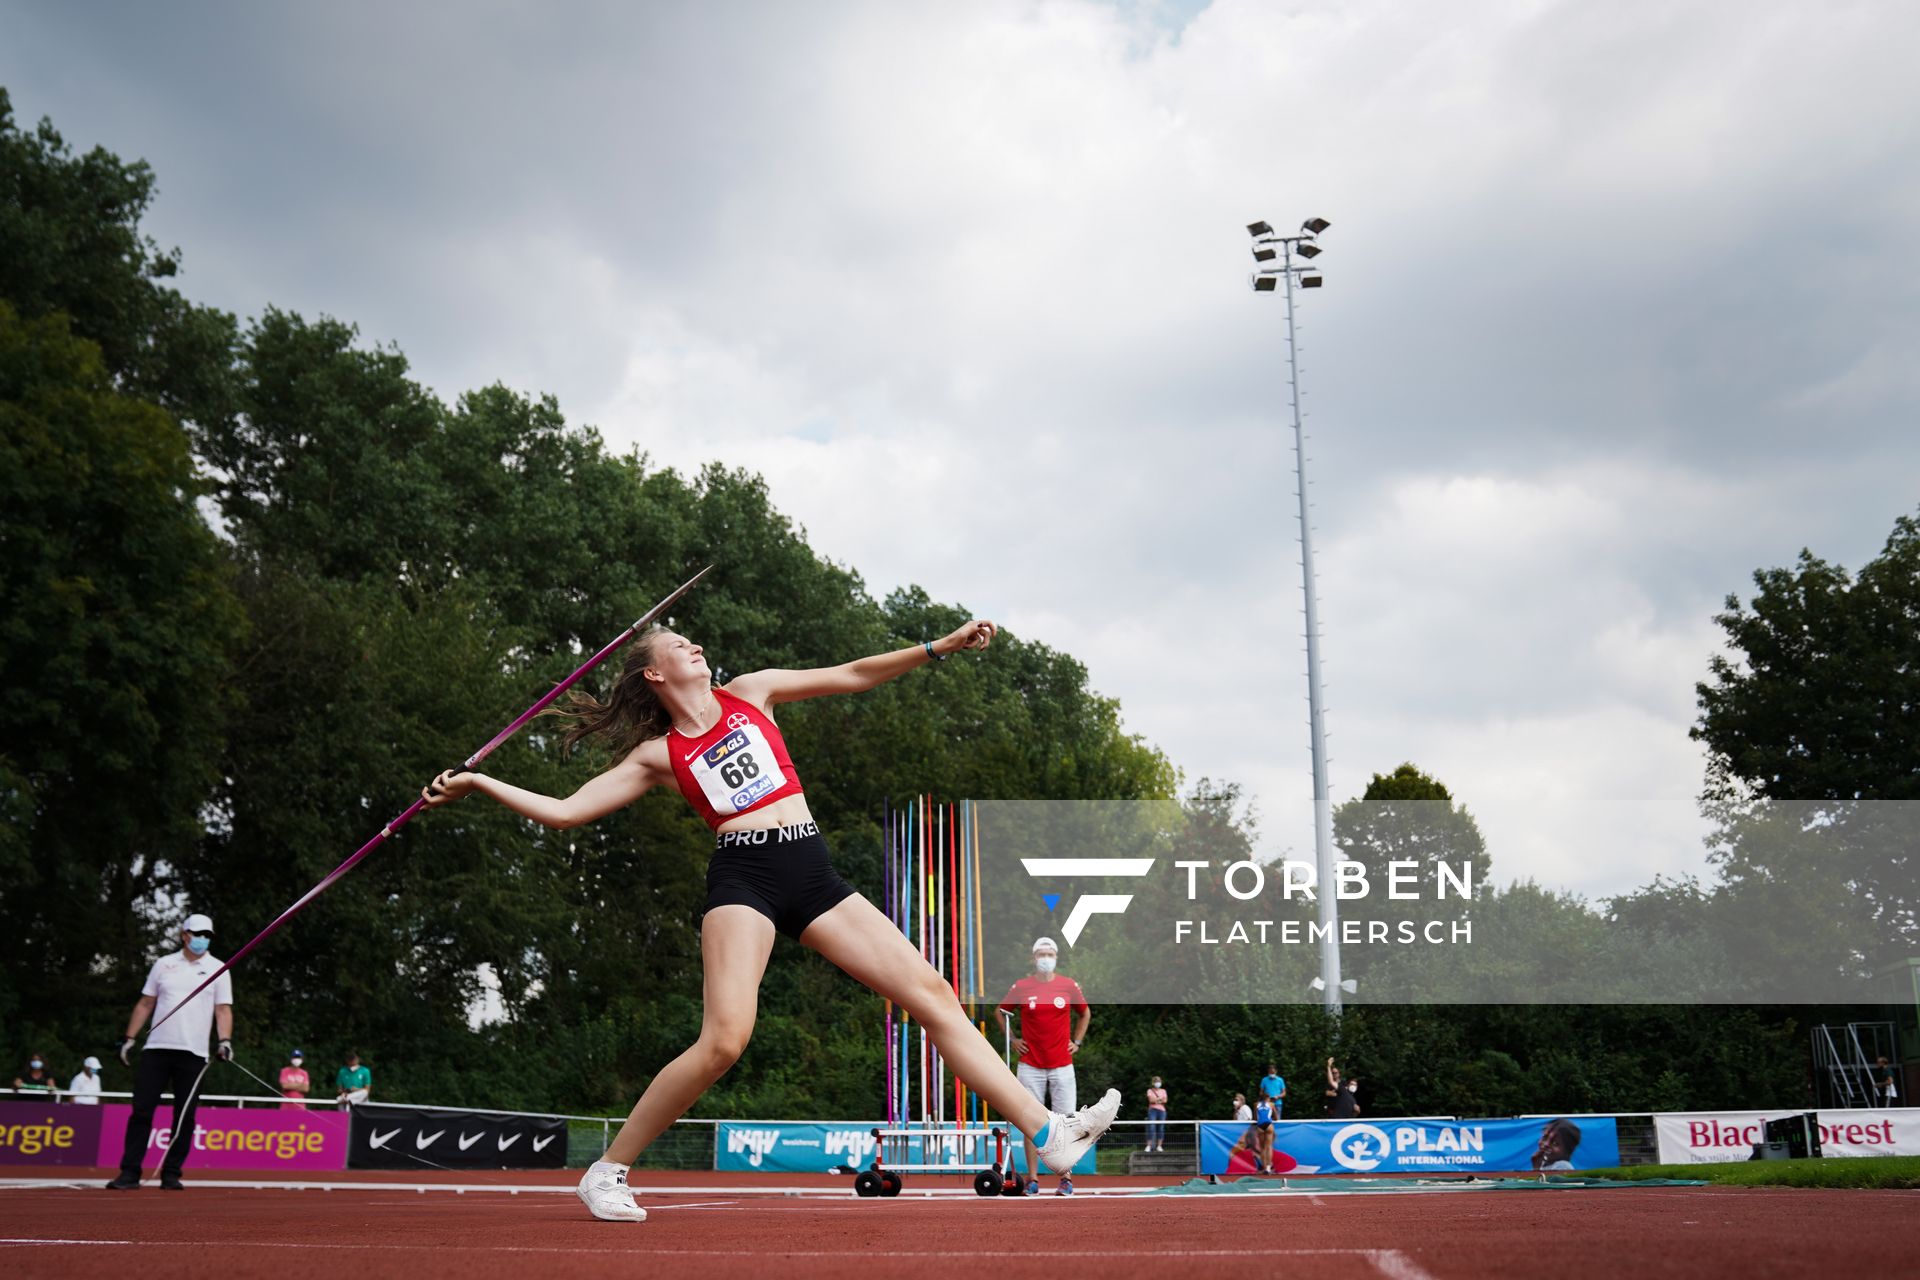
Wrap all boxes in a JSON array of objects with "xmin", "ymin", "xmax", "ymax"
[
  {"xmin": 105, "ymin": 912, "xmax": 234, "ymax": 1191},
  {"xmin": 68, "ymin": 1056, "xmax": 104, "ymax": 1105}
]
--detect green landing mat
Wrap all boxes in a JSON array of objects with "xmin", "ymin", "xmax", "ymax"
[{"xmin": 1145, "ymin": 1174, "xmax": 1707, "ymax": 1195}]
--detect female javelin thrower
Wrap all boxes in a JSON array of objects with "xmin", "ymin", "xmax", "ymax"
[{"xmin": 422, "ymin": 620, "xmax": 1120, "ymax": 1221}]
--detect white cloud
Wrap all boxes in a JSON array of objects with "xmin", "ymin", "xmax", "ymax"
[{"xmin": 8, "ymin": 0, "xmax": 1917, "ymax": 898}]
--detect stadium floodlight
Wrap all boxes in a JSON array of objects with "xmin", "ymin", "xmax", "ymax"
[
  {"xmin": 1247, "ymin": 213, "xmax": 1341, "ymax": 1013},
  {"xmin": 1253, "ymin": 245, "xmax": 1278, "ymax": 262}
]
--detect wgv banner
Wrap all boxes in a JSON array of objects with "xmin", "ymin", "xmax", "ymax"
[
  {"xmin": 1655, "ymin": 1110, "xmax": 1920, "ymax": 1163},
  {"xmin": 715, "ymin": 1122, "xmax": 1095, "ymax": 1175},
  {"xmin": 97, "ymin": 1103, "xmax": 348, "ymax": 1172},
  {"xmin": 1200, "ymin": 1116, "xmax": 1620, "ymax": 1175},
  {"xmin": 348, "ymin": 1103, "xmax": 566, "ymax": 1169}
]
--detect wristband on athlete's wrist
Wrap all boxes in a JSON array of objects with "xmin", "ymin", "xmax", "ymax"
[{"xmin": 923, "ymin": 640, "xmax": 946, "ymax": 662}]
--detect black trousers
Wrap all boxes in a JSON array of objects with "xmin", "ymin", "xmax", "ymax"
[{"xmin": 119, "ymin": 1047, "xmax": 213, "ymax": 1177}]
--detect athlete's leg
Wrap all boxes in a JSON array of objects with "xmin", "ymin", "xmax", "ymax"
[
  {"xmin": 599, "ymin": 905, "xmax": 775, "ymax": 1166},
  {"xmin": 1015, "ymin": 1062, "xmax": 1050, "ymax": 1178},
  {"xmin": 800, "ymin": 893, "xmax": 1049, "ymax": 1139}
]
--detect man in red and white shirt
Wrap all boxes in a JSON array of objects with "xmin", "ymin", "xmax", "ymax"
[{"xmin": 997, "ymin": 936, "xmax": 1090, "ymax": 1194}]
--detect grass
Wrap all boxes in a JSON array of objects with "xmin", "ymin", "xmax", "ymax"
[{"xmin": 1582, "ymin": 1156, "xmax": 1920, "ymax": 1190}]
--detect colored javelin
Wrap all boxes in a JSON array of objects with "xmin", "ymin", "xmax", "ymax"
[{"xmin": 151, "ymin": 564, "xmax": 714, "ymax": 1033}]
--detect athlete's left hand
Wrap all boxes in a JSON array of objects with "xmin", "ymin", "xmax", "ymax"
[
  {"xmin": 940, "ymin": 620, "xmax": 997, "ymax": 655},
  {"xmin": 217, "ymin": 1039, "xmax": 233, "ymax": 1062}
]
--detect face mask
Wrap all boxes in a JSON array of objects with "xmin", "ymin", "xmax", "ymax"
[
  {"xmin": 188, "ymin": 936, "xmax": 210, "ymax": 955},
  {"xmin": 30, "ymin": 1060, "xmax": 43, "ymax": 1070},
  {"xmin": 1152, "ymin": 1080, "xmax": 1161, "ymax": 1088},
  {"xmin": 1034, "ymin": 956, "xmax": 1056, "ymax": 975}
]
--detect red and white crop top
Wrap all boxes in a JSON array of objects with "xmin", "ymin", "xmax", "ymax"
[{"xmin": 667, "ymin": 689, "xmax": 807, "ymax": 830}]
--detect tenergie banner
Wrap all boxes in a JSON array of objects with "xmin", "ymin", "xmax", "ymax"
[
  {"xmin": 348, "ymin": 1103, "xmax": 566, "ymax": 1169},
  {"xmin": 0, "ymin": 1100, "xmax": 104, "ymax": 1165},
  {"xmin": 1199, "ymin": 1116, "xmax": 1620, "ymax": 1175},
  {"xmin": 96, "ymin": 1103, "xmax": 347, "ymax": 1171},
  {"xmin": 1655, "ymin": 1110, "xmax": 1920, "ymax": 1162}
]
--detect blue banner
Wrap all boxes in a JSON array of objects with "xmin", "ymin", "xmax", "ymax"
[
  {"xmin": 714, "ymin": 1122, "xmax": 1093, "ymax": 1175},
  {"xmin": 1199, "ymin": 1116, "xmax": 1620, "ymax": 1175}
]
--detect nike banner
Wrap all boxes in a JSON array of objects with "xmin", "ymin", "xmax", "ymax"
[{"xmin": 347, "ymin": 1103, "xmax": 568, "ymax": 1169}]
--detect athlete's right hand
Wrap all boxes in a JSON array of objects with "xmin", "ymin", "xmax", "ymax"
[
  {"xmin": 1014, "ymin": 1038, "xmax": 1029, "ymax": 1056},
  {"xmin": 422, "ymin": 770, "xmax": 477, "ymax": 807},
  {"xmin": 118, "ymin": 1038, "xmax": 136, "ymax": 1066}
]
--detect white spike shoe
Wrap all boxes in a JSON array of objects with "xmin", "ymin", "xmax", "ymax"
[
  {"xmin": 576, "ymin": 1160, "xmax": 647, "ymax": 1222},
  {"xmin": 1036, "ymin": 1088, "xmax": 1121, "ymax": 1176}
]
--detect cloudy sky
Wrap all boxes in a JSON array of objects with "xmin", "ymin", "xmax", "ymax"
[{"xmin": 9, "ymin": 0, "xmax": 1917, "ymax": 899}]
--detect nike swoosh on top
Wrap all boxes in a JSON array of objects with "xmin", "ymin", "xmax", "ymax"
[
  {"xmin": 458, "ymin": 1132, "xmax": 483, "ymax": 1150},
  {"xmin": 369, "ymin": 1129, "xmax": 400, "ymax": 1149},
  {"xmin": 497, "ymin": 1133, "xmax": 522, "ymax": 1151},
  {"xmin": 532, "ymin": 1134, "xmax": 556, "ymax": 1151},
  {"xmin": 416, "ymin": 1130, "xmax": 444, "ymax": 1149}
]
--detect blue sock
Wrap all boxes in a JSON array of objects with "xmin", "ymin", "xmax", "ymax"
[{"xmin": 1033, "ymin": 1120, "xmax": 1052, "ymax": 1147}]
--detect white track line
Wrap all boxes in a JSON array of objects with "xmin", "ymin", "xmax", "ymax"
[{"xmin": 1371, "ymin": 1249, "xmax": 1442, "ymax": 1280}]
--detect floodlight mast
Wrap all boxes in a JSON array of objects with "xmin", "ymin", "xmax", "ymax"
[{"xmin": 1247, "ymin": 216, "xmax": 1342, "ymax": 1014}]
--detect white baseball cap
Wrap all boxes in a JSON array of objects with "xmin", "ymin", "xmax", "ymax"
[
  {"xmin": 83, "ymin": 1056, "xmax": 102, "ymax": 1070},
  {"xmin": 1031, "ymin": 936, "xmax": 1058, "ymax": 954},
  {"xmin": 183, "ymin": 913, "xmax": 213, "ymax": 933}
]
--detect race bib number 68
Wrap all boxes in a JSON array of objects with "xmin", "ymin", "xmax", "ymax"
[{"xmin": 691, "ymin": 726, "xmax": 788, "ymax": 814}]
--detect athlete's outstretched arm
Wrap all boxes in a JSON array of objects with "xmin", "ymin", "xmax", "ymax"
[
  {"xmin": 729, "ymin": 619, "xmax": 996, "ymax": 706},
  {"xmin": 422, "ymin": 751, "xmax": 659, "ymax": 829}
]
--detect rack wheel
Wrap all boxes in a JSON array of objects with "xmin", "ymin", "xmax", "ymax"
[
  {"xmin": 972, "ymin": 1169, "xmax": 1004, "ymax": 1197},
  {"xmin": 854, "ymin": 1170, "xmax": 883, "ymax": 1198},
  {"xmin": 879, "ymin": 1171, "xmax": 903, "ymax": 1197},
  {"xmin": 1000, "ymin": 1172, "xmax": 1025, "ymax": 1197}
]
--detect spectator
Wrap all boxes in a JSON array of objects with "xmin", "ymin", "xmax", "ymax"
[
  {"xmin": 1873, "ymin": 1056, "xmax": 1900, "ymax": 1108},
  {"xmin": 1259, "ymin": 1061, "xmax": 1287, "ymax": 1117},
  {"xmin": 1231, "ymin": 1092, "xmax": 1252, "ymax": 1122},
  {"xmin": 996, "ymin": 936, "xmax": 1090, "ymax": 1196},
  {"xmin": 68, "ymin": 1056, "xmax": 104, "ymax": 1105},
  {"xmin": 1325, "ymin": 1056, "xmax": 1342, "ymax": 1108},
  {"xmin": 336, "ymin": 1049, "xmax": 372, "ymax": 1103},
  {"xmin": 1331, "ymin": 1075, "xmax": 1361, "ymax": 1119},
  {"xmin": 13, "ymin": 1052, "xmax": 59, "ymax": 1097},
  {"xmin": 279, "ymin": 1049, "xmax": 311, "ymax": 1110},
  {"xmin": 1144, "ymin": 1076, "xmax": 1169, "ymax": 1153},
  {"xmin": 107, "ymin": 911, "xmax": 234, "ymax": 1191}
]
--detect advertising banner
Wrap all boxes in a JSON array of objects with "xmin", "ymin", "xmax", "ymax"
[
  {"xmin": 347, "ymin": 1103, "xmax": 566, "ymax": 1169},
  {"xmin": 714, "ymin": 1122, "xmax": 1095, "ymax": 1175},
  {"xmin": 1199, "ymin": 1116, "xmax": 1620, "ymax": 1175},
  {"xmin": 1654, "ymin": 1110, "xmax": 1920, "ymax": 1163},
  {"xmin": 96, "ymin": 1103, "xmax": 347, "ymax": 1171},
  {"xmin": 0, "ymin": 1100, "xmax": 105, "ymax": 1166}
]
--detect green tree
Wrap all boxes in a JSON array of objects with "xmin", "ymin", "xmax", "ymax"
[
  {"xmin": 0, "ymin": 303, "xmax": 244, "ymax": 1051},
  {"xmin": 1694, "ymin": 510, "xmax": 1920, "ymax": 802},
  {"xmin": 0, "ymin": 88, "xmax": 236, "ymax": 425}
]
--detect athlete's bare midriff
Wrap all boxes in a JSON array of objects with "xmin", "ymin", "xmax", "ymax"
[{"xmin": 711, "ymin": 791, "xmax": 815, "ymax": 835}]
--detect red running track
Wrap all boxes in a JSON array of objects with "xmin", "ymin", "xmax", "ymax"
[{"xmin": 4, "ymin": 1170, "xmax": 1919, "ymax": 1280}]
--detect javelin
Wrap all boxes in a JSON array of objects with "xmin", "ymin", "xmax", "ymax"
[{"xmin": 151, "ymin": 564, "xmax": 714, "ymax": 1033}]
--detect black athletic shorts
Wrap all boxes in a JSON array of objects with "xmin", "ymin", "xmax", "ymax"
[{"xmin": 704, "ymin": 820, "xmax": 858, "ymax": 939}]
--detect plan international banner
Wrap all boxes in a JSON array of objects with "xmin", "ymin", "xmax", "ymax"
[{"xmin": 1198, "ymin": 1116, "xmax": 1621, "ymax": 1175}]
